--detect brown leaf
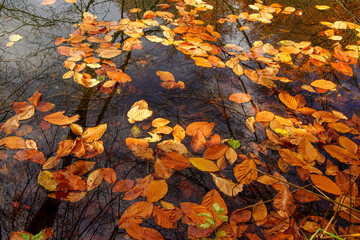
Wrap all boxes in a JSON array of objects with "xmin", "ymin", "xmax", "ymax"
[
  {"xmin": 255, "ymin": 111, "xmax": 275, "ymax": 122},
  {"xmin": 180, "ymin": 202, "xmax": 211, "ymax": 225},
  {"xmin": 118, "ymin": 201, "xmax": 153, "ymax": 228},
  {"xmin": 43, "ymin": 111, "xmax": 79, "ymax": 125},
  {"xmin": 293, "ymin": 190, "xmax": 321, "ymax": 203},
  {"xmin": 113, "ymin": 179, "xmax": 134, "ymax": 192},
  {"xmin": 153, "ymin": 206, "xmax": 183, "ymax": 229},
  {"xmin": 154, "ymin": 158, "xmax": 172, "ymax": 179},
  {"xmin": 82, "ymin": 123, "xmax": 107, "ymax": 142},
  {"xmin": 56, "ymin": 140, "xmax": 74, "ymax": 157},
  {"xmin": 229, "ymin": 93, "xmax": 252, "ymax": 103},
  {"xmin": 87, "ymin": 168, "xmax": 104, "ymax": 191},
  {"xmin": 146, "ymin": 180, "xmax": 168, "ymax": 202},
  {"xmin": 339, "ymin": 136, "xmax": 358, "ymax": 155},
  {"xmin": 201, "ymin": 189, "xmax": 228, "ymax": 226},
  {"xmin": 186, "ymin": 122, "xmax": 215, "ymax": 138},
  {"xmin": 310, "ymin": 174, "xmax": 342, "ymax": 195},
  {"xmin": 103, "ymin": 167, "xmax": 116, "ymax": 184},
  {"xmin": 233, "ymin": 159, "xmax": 258, "ymax": 184},
  {"xmin": 43, "ymin": 156, "xmax": 61, "ymax": 170},
  {"xmin": 191, "ymin": 130, "xmax": 206, "ymax": 152},
  {"xmin": 3, "ymin": 115, "xmax": 20, "ymax": 135},
  {"xmin": 12, "ymin": 102, "xmax": 35, "ymax": 120},
  {"xmin": 161, "ymin": 152, "xmax": 190, "ymax": 170},
  {"xmin": 156, "ymin": 71, "xmax": 175, "ymax": 82},
  {"xmin": 252, "ymin": 200, "xmax": 267, "ymax": 222},
  {"xmin": 36, "ymin": 101, "xmax": 55, "ymax": 112},
  {"xmin": 273, "ymin": 185, "xmax": 296, "ymax": 218},
  {"xmin": 210, "ymin": 173, "xmax": 243, "ymax": 196},
  {"xmin": 204, "ymin": 145, "xmax": 228, "ymax": 160}
]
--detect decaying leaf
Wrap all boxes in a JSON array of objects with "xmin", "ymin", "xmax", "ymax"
[{"xmin": 127, "ymin": 100, "xmax": 153, "ymax": 123}]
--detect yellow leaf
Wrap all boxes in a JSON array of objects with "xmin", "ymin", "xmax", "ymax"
[
  {"xmin": 188, "ymin": 157, "xmax": 219, "ymax": 172},
  {"xmin": 127, "ymin": 100, "xmax": 153, "ymax": 123},
  {"xmin": 9, "ymin": 35, "xmax": 23, "ymax": 42},
  {"xmin": 87, "ymin": 169, "xmax": 104, "ymax": 191},
  {"xmin": 279, "ymin": 91, "xmax": 298, "ymax": 110},
  {"xmin": 38, "ymin": 171, "xmax": 58, "ymax": 191},
  {"xmin": 70, "ymin": 123, "xmax": 83, "ymax": 135},
  {"xmin": 82, "ymin": 123, "xmax": 107, "ymax": 142},
  {"xmin": 310, "ymin": 79, "xmax": 337, "ymax": 90},
  {"xmin": 98, "ymin": 49, "xmax": 122, "ymax": 59},
  {"xmin": 315, "ymin": 5, "xmax": 330, "ymax": 10}
]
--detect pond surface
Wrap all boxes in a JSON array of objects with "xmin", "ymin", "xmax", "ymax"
[{"xmin": 1, "ymin": 0, "xmax": 360, "ymax": 239}]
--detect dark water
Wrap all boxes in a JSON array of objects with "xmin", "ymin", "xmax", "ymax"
[{"xmin": 0, "ymin": 0, "xmax": 359, "ymax": 239}]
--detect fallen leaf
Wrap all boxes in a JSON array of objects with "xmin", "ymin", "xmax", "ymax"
[
  {"xmin": 188, "ymin": 157, "xmax": 219, "ymax": 172},
  {"xmin": 146, "ymin": 180, "xmax": 168, "ymax": 202},
  {"xmin": 82, "ymin": 123, "xmax": 107, "ymax": 142},
  {"xmin": 43, "ymin": 111, "xmax": 79, "ymax": 125}
]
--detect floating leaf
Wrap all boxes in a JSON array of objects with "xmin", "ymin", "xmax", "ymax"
[
  {"xmin": 315, "ymin": 5, "xmax": 330, "ymax": 10},
  {"xmin": 127, "ymin": 100, "xmax": 153, "ymax": 123},
  {"xmin": 12, "ymin": 102, "xmax": 35, "ymax": 120},
  {"xmin": 82, "ymin": 123, "xmax": 107, "ymax": 142},
  {"xmin": 113, "ymin": 179, "xmax": 134, "ymax": 192},
  {"xmin": 279, "ymin": 91, "xmax": 298, "ymax": 110},
  {"xmin": 255, "ymin": 111, "xmax": 275, "ymax": 122},
  {"xmin": 310, "ymin": 79, "xmax": 336, "ymax": 90},
  {"xmin": 234, "ymin": 159, "xmax": 258, "ymax": 184},
  {"xmin": 87, "ymin": 168, "xmax": 104, "ymax": 191},
  {"xmin": 98, "ymin": 49, "xmax": 122, "ymax": 59},
  {"xmin": 146, "ymin": 180, "xmax": 168, "ymax": 202},
  {"xmin": 161, "ymin": 152, "xmax": 190, "ymax": 170},
  {"xmin": 191, "ymin": 130, "xmax": 206, "ymax": 152},
  {"xmin": 9, "ymin": 34, "xmax": 23, "ymax": 42},
  {"xmin": 70, "ymin": 123, "xmax": 83, "ymax": 135},
  {"xmin": 152, "ymin": 206, "xmax": 182, "ymax": 229},
  {"xmin": 204, "ymin": 145, "xmax": 228, "ymax": 160},
  {"xmin": 252, "ymin": 200, "xmax": 267, "ymax": 222},
  {"xmin": 43, "ymin": 111, "xmax": 79, "ymax": 125},
  {"xmin": 118, "ymin": 201, "xmax": 153, "ymax": 228},
  {"xmin": 2, "ymin": 136, "xmax": 27, "ymax": 149},
  {"xmin": 38, "ymin": 171, "xmax": 58, "ymax": 191},
  {"xmin": 229, "ymin": 93, "xmax": 252, "ymax": 103},
  {"xmin": 228, "ymin": 139, "xmax": 240, "ymax": 149},
  {"xmin": 188, "ymin": 157, "xmax": 219, "ymax": 172}
]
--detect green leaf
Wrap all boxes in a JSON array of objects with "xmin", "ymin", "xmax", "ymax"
[
  {"xmin": 97, "ymin": 75, "xmax": 106, "ymax": 82},
  {"xmin": 205, "ymin": 217, "xmax": 215, "ymax": 225},
  {"xmin": 228, "ymin": 138, "xmax": 240, "ymax": 149},
  {"xmin": 211, "ymin": 202, "xmax": 222, "ymax": 213},
  {"xmin": 198, "ymin": 212, "xmax": 211, "ymax": 218},
  {"xmin": 217, "ymin": 230, "xmax": 227, "ymax": 238},
  {"xmin": 218, "ymin": 215, "xmax": 228, "ymax": 222},
  {"xmin": 21, "ymin": 233, "xmax": 31, "ymax": 240},
  {"xmin": 199, "ymin": 223, "xmax": 211, "ymax": 229}
]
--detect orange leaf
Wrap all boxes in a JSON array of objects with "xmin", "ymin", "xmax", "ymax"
[
  {"xmin": 36, "ymin": 101, "xmax": 55, "ymax": 112},
  {"xmin": 87, "ymin": 168, "xmax": 104, "ymax": 191},
  {"xmin": 191, "ymin": 130, "xmax": 206, "ymax": 152},
  {"xmin": 186, "ymin": 122, "xmax": 215, "ymax": 138},
  {"xmin": 81, "ymin": 123, "xmax": 107, "ymax": 142},
  {"xmin": 310, "ymin": 174, "xmax": 342, "ymax": 195},
  {"xmin": 12, "ymin": 102, "xmax": 35, "ymax": 120},
  {"xmin": 311, "ymin": 79, "xmax": 337, "ymax": 90},
  {"xmin": 2, "ymin": 136, "xmax": 27, "ymax": 149},
  {"xmin": 210, "ymin": 173, "xmax": 243, "ymax": 196},
  {"xmin": 181, "ymin": 202, "xmax": 211, "ymax": 225},
  {"xmin": 244, "ymin": 69, "xmax": 259, "ymax": 82},
  {"xmin": 173, "ymin": 124, "xmax": 185, "ymax": 142},
  {"xmin": 103, "ymin": 167, "xmax": 116, "ymax": 184},
  {"xmin": 161, "ymin": 152, "xmax": 190, "ymax": 170},
  {"xmin": 229, "ymin": 93, "xmax": 252, "ymax": 103},
  {"xmin": 201, "ymin": 189, "xmax": 228, "ymax": 226},
  {"xmin": 188, "ymin": 157, "xmax": 219, "ymax": 172},
  {"xmin": 28, "ymin": 91, "xmax": 42, "ymax": 106},
  {"xmin": 146, "ymin": 180, "xmax": 168, "ymax": 202},
  {"xmin": 156, "ymin": 71, "xmax": 175, "ymax": 82},
  {"xmin": 323, "ymin": 145, "xmax": 359, "ymax": 164},
  {"xmin": 192, "ymin": 57, "xmax": 213, "ymax": 68},
  {"xmin": 154, "ymin": 159, "xmax": 172, "ymax": 179},
  {"xmin": 3, "ymin": 115, "xmax": 20, "ymax": 135},
  {"xmin": 252, "ymin": 200, "xmax": 267, "ymax": 222},
  {"xmin": 255, "ymin": 111, "xmax": 275, "ymax": 122},
  {"xmin": 234, "ymin": 159, "xmax": 258, "ymax": 184},
  {"xmin": 279, "ymin": 91, "xmax": 298, "ymax": 110},
  {"xmin": 98, "ymin": 49, "xmax": 122, "ymax": 59},
  {"xmin": 118, "ymin": 201, "xmax": 153, "ymax": 228},
  {"xmin": 204, "ymin": 145, "xmax": 228, "ymax": 160},
  {"xmin": 56, "ymin": 140, "xmax": 74, "ymax": 157},
  {"xmin": 43, "ymin": 156, "xmax": 61, "ymax": 170},
  {"xmin": 152, "ymin": 206, "xmax": 183, "ymax": 229},
  {"xmin": 273, "ymin": 185, "xmax": 296, "ymax": 218},
  {"xmin": 43, "ymin": 111, "xmax": 79, "ymax": 125},
  {"xmin": 113, "ymin": 179, "xmax": 134, "ymax": 192}
]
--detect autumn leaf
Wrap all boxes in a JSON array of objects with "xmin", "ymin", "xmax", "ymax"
[
  {"xmin": 156, "ymin": 71, "xmax": 175, "ymax": 82},
  {"xmin": 152, "ymin": 206, "xmax": 183, "ymax": 229},
  {"xmin": 192, "ymin": 57, "xmax": 213, "ymax": 68},
  {"xmin": 229, "ymin": 93, "xmax": 252, "ymax": 103},
  {"xmin": 127, "ymin": 100, "xmax": 153, "ymax": 123},
  {"xmin": 233, "ymin": 159, "xmax": 258, "ymax": 184},
  {"xmin": 204, "ymin": 145, "xmax": 228, "ymax": 160},
  {"xmin": 2, "ymin": 136, "xmax": 27, "ymax": 149},
  {"xmin": 38, "ymin": 171, "xmax": 58, "ymax": 191},
  {"xmin": 154, "ymin": 159, "xmax": 172, "ymax": 179},
  {"xmin": 70, "ymin": 123, "xmax": 83, "ymax": 135},
  {"xmin": 255, "ymin": 111, "xmax": 275, "ymax": 122},
  {"xmin": 43, "ymin": 156, "xmax": 61, "ymax": 170},
  {"xmin": 12, "ymin": 102, "xmax": 35, "ymax": 120},
  {"xmin": 103, "ymin": 168, "xmax": 116, "ymax": 184},
  {"xmin": 40, "ymin": 0, "xmax": 56, "ymax": 5},
  {"xmin": 113, "ymin": 179, "xmax": 134, "ymax": 192},
  {"xmin": 98, "ymin": 49, "xmax": 122, "ymax": 58},
  {"xmin": 180, "ymin": 202, "xmax": 211, "ymax": 225},
  {"xmin": 146, "ymin": 180, "xmax": 168, "ymax": 202},
  {"xmin": 310, "ymin": 174, "xmax": 342, "ymax": 195},
  {"xmin": 311, "ymin": 79, "xmax": 336, "ymax": 90},
  {"xmin": 118, "ymin": 201, "xmax": 153, "ymax": 228},
  {"xmin": 210, "ymin": 173, "xmax": 243, "ymax": 196},
  {"xmin": 191, "ymin": 130, "xmax": 207, "ymax": 152},
  {"xmin": 161, "ymin": 152, "xmax": 190, "ymax": 170},
  {"xmin": 273, "ymin": 184, "xmax": 296, "ymax": 218},
  {"xmin": 3, "ymin": 115, "xmax": 20, "ymax": 135},
  {"xmin": 279, "ymin": 91, "xmax": 298, "ymax": 110},
  {"xmin": 201, "ymin": 189, "xmax": 228, "ymax": 220},
  {"xmin": 252, "ymin": 200, "xmax": 267, "ymax": 222},
  {"xmin": 188, "ymin": 157, "xmax": 219, "ymax": 172},
  {"xmin": 43, "ymin": 111, "xmax": 79, "ymax": 125},
  {"xmin": 81, "ymin": 123, "xmax": 107, "ymax": 142},
  {"xmin": 87, "ymin": 168, "xmax": 104, "ymax": 191}
]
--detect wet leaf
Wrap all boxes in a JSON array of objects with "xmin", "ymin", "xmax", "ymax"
[
  {"xmin": 98, "ymin": 49, "xmax": 122, "ymax": 58},
  {"xmin": 118, "ymin": 201, "xmax": 153, "ymax": 228},
  {"xmin": 191, "ymin": 130, "xmax": 206, "ymax": 152},
  {"xmin": 252, "ymin": 200, "xmax": 267, "ymax": 222},
  {"xmin": 12, "ymin": 102, "xmax": 35, "ymax": 120},
  {"xmin": 43, "ymin": 111, "xmax": 79, "ymax": 125},
  {"xmin": 2, "ymin": 136, "xmax": 27, "ymax": 149},
  {"xmin": 311, "ymin": 79, "xmax": 336, "ymax": 90},
  {"xmin": 255, "ymin": 111, "xmax": 275, "ymax": 122},
  {"xmin": 4, "ymin": 115, "xmax": 20, "ymax": 135},
  {"xmin": 82, "ymin": 123, "xmax": 107, "ymax": 142},
  {"xmin": 161, "ymin": 152, "xmax": 190, "ymax": 170},
  {"xmin": 146, "ymin": 180, "xmax": 168, "ymax": 202},
  {"xmin": 234, "ymin": 159, "xmax": 258, "ymax": 184},
  {"xmin": 87, "ymin": 168, "xmax": 104, "ymax": 191},
  {"xmin": 127, "ymin": 100, "xmax": 153, "ymax": 123},
  {"xmin": 204, "ymin": 145, "xmax": 228, "ymax": 160},
  {"xmin": 9, "ymin": 34, "xmax": 23, "ymax": 42},
  {"xmin": 152, "ymin": 206, "xmax": 182, "ymax": 229},
  {"xmin": 38, "ymin": 171, "xmax": 58, "ymax": 191},
  {"xmin": 43, "ymin": 156, "xmax": 61, "ymax": 170},
  {"xmin": 186, "ymin": 122, "xmax": 215, "ymax": 138},
  {"xmin": 210, "ymin": 173, "xmax": 243, "ymax": 196},
  {"xmin": 113, "ymin": 179, "xmax": 134, "ymax": 192},
  {"xmin": 310, "ymin": 174, "xmax": 342, "ymax": 195},
  {"xmin": 229, "ymin": 93, "xmax": 252, "ymax": 103},
  {"xmin": 103, "ymin": 168, "xmax": 116, "ymax": 184},
  {"xmin": 188, "ymin": 157, "xmax": 219, "ymax": 172}
]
